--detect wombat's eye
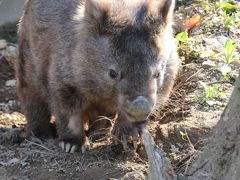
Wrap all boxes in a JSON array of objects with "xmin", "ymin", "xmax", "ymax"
[
  {"xmin": 153, "ymin": 72, "xmax": 160, "ymax": 79},
  {"xmin": 109, "ymin": 69, "xmax": 118, "ymax": 79}
]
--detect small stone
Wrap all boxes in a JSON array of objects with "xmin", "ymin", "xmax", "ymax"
[
  {"xmin": 206, "ymin": 100, "xmax": 217, "ymax": 106},
  {"xmin": 122, "ymin": 171, "xmax": 145, "ymax": 180},
  {"xmin": 6, "ymin": 46, "xmax": 17, "ymax": 57},
  {"xmin": 216, "ymin": 35, "xmax": 228, "ymax": 45},
  {"xmin": 202, "ymin": 60, "xmax": 216, "ymax": 68},
  {"xmin": 203, "ymin": 37, "xmax": 223, "ymax": 52},
  {"xmin": 5, "ymin": 79, "xmax": 16, "ymax": 87},
  {"xmin": 0, "ymin": 39, "xmax": 7, "ymax": 49},
  {"xmin": 219, "ymin": 64, "xmax": 232, "ymax": 75},
  {"xmin": 170, "ymin": 144, "xmax": 180, "ymax": 153}
]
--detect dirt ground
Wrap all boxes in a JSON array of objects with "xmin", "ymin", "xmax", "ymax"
[
  {"xmin": 0, "ymin": 51, "xmax": 225, "ymax": 180},
  {"xmin": 0, "ymin": 45, "xmax": 229, "ymax": 180},
  {"xmin": 0, "ymin": 1, "xmax": 239, "ymax": 180}
]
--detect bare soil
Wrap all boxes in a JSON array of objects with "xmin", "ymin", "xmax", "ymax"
[{"xmin": 0, "ymin": 52, "xmax": 228, "ymax": 180}]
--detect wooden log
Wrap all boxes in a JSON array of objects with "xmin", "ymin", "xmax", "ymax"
[{"xmin": 142, "ymin": 129, "xmax": 177, "ymax": 180}]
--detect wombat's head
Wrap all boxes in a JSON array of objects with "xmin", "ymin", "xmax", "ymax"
[{"xmin": 74, "ymin": 0, "xmax": 176, "ymax": 122}]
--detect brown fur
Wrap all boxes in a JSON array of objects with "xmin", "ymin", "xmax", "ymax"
[{"xmin": 16, "ymin": 0, "xmax": 179, "ymax": 148}]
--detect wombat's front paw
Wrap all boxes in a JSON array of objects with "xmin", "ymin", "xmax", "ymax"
[
  {"xmin": 58, "ymin": 137, "xmax": 90, "ymax": 153},
  {"xmin": 112, "ymin": 121, "xmax": 146, "ymax": 151}
]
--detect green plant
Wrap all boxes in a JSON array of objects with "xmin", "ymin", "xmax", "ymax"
[
  {"xmin": 219, "ymin": 1, "xmax": 240, "ymax": 32},
  {"xmin": 177, "ymin": 0, "xmax": 186, "ymax": 6},
  {"xmin": 204, "ymin": 4, "xmax": 209, "ymax": 12},
  {"xmin": 223, "ymin": 39, "xmax": 238, "ymax": 64},
  {"xmin": 223, "ymin": 11, "xmax": 239, "ymax": 32},
  {"xmin": 212, "ymin": 39, "xmax": 239, "ymax": 79},
  {"xmin": 175, "ymin": 31, "xmax": 188, "ymax": 43},
  {"xmin": 180, "ymin": 130, "xmax": 189, "ymax": 142},
  {"xmin": 197, "ymin": 83, "xmax": 226, "ymax": 104},
  {"xmin": 202, "ymin": 84, "xmax": 219, "ymax": 100},
  {"xmin": 219, "ymin": 1, "xmax": 239, "ymax": 15},
  {"xmin": 180, "ymin": 130, "xmax": 194, "ymax": 149}
]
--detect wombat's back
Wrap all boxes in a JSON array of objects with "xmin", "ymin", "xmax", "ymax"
[
  {"xmin": 16, "ymin": 0, "xmax": 83, "ymax": 97},
  {"xmin": 15, "ymin": 0, "xmax": 85, "ymax": 138}
]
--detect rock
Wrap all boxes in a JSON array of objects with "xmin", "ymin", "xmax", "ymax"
[
  {"xmin": 203, "ymin": 37, "xmax": 223, "ymax": 52},
  {"xmin": 1, "ymin": 44, "xmax": 17, "ymax": 65},
  {"xmin": 202, "ymin": 60, "xmax": 216, "ymax": 68},
  {"xmin": 5, "ymin": 79, "xmax": 16, "ymax": 87},
  {"xmin": 122, "ymin": 171, "xmax": 145, "ymax": 180},
  {"xmin": 206, "ymin": 100, "xmax": 217, "ymax": 106},
  {"xmin": 218, "ymin": 64, "xmax": 232, "ymax": 76},
  {"xmin": 216, "ymin": 35, "xmax": 228, "ymax": 45},
  {"xmin": 0, "ymin": 39, "xmax": 7, "ymax": 49},
  {"xmin": 6, "ymin": 45, "xmax": 17, "ymax": 57}
]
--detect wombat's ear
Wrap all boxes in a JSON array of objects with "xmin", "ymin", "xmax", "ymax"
[
  {"xmin": 85, "ymin": 0, "xmax": 110, "ymax": 23},
  {"xmin": 158, "ymin": 0, "xmax": 175, "ymax": 23}
]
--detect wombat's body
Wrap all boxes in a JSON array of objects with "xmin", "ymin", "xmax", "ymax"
[{"xmin": 16, "ymin": 0, "xmax": 179, "ymax": 152}]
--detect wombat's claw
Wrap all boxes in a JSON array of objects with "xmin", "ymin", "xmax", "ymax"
[
  {"xmin": 119, "ymin": 134, "xmax": 139, "ymax": 151},
  {"xmin": 121, "ymin": 135, "xmax": 128, "ymax": 151},
  {"xmin": 81, "ymin": 141, "xmax": 90, "ymax": 153},
  {"xmin": 133, "ymin": 139, "xmax": 138, "ymax": 150},
  {"xmin": 59, "ymin": 141, "xmax": 77, "ymax": 153},
  {"xmin": 113, "ymin": 137, "xmax": 118, "ymax": 145},
  {"xmin": 132, "ymin": 130, "xmax": 139, "ymax": 150},
  {"xmin": 113, "ymin": 124, "xmax": 143, "ymax": 150}
]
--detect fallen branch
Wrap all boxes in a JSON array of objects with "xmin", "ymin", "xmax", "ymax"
[{"xmin": 142, "ymin": 130, "xmax": 178, "ymax": 180}]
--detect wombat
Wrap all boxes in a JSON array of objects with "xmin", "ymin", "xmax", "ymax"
[{"xmin": 16, "ymin": 0, "xmax": 179, "ymax": 153}]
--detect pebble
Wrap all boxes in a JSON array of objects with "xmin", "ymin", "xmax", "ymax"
[
  {"xmin": 0, "ymin": 39, "xmax": 7, "ymax": 49},
  {"xmin": 0, "ymin": 43, "xmax": 17, "ymax": 65},
  {"xmin": 202, "ymin": 60, "xmax": 216, "ymax": 68},
  {"xmin": 122, "ymin": 171, "xmax": 145, "ymax": 180},
  {"xmin": 216, "ymin": 35, "xmax": 228, "ymax": 45},
  {"xmin": 5, "ymin": 79, "xmax": 17, "ymax": 87},
  {"xmin": 203, "ymin": 37, "xmax": 223, "ymax": 52},
  {"xmin": 6, "ymin": 46, "xmax": 17, "ymax": 57}
]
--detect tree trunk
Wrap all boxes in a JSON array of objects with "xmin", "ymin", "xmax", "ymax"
[{"xmin": 185, "ymin": 74, "xmax": 240, "ymax": 180}]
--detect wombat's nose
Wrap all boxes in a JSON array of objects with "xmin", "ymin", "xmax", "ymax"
[{"xmin": 127, "ymin": 96, "xmax": 152, "ymax": 120}]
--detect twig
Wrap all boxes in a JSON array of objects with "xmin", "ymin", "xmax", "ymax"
[
  {"xmin": 185, "ymin": 160, "xmax": 209, "ymax": 177},
  {"xmin": 184, "ymin": 128, "xmax": 195, "ymax": 150},
  {"xmin": 184, "ymin": 153, "xmax": 196, "ymax": 175},
  {"xmin": 87, "ymin": 116, "xmax": 114, "ymax": 130},
  {"xmin": 185, "ymin": 69, "xmax": 203, "ymax": 83},
  {"xmin": 25, "ymin": 139, "xmax": 55, "ymax": 153},
  {"xmin": 208, "ymin": 80, "xmax": 234, "ymax": 85},
  {"xmin": 88, "ymin": 130, "xmax": 110, "ymax": 142}
]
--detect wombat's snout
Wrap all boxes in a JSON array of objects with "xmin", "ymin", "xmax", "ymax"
[{"xmin": 126, "ymin": 96, "xmax": 153, "ymax": 121}]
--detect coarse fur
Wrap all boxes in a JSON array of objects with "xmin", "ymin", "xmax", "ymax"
[{"xmin": 16, "ymin": 0, "xmax": 179, "ymax": 151}]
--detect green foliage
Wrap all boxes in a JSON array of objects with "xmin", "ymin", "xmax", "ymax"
[
  {"xmin": 219, "ymin": 1, "xmax": 239, "ymax": 13},
  {"xmin": 201, "ymin": 84, "xmax": 220, "ymax": 100},
  {"xmin": 180, "ymin": 131, "xmax": 189, "ymax": 142},
  {"xmin": 197, "ymin": 83, "xmax": 227, "ymax": 105},
  {"xmin": 223, "ymin": 11, "xmax": 239, "ymax": 32},
  {"xmin": 204, "ymin": 4, "xmax": 209, "ymax": 12},
  {"xmin": 200, "ymin": 38, "xmax": 239, "ymax": 80},
  {"xmin": 218, "ymin": 1, "xmax": 240, "ymax": 32},
  {"xmin": 176, "ymin": 31, "xmax": 203, "ymax": 62},
  {"xmin": 216, "ymin": 39, "xmax": 239, "ymax": 79},
  {"xmin": 175, "ymin": 31, "xmax": 189, "ymax": 43},
  {"xmin": 223, "ymin": 39, "xmax": 238, "ymax": 64}
]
